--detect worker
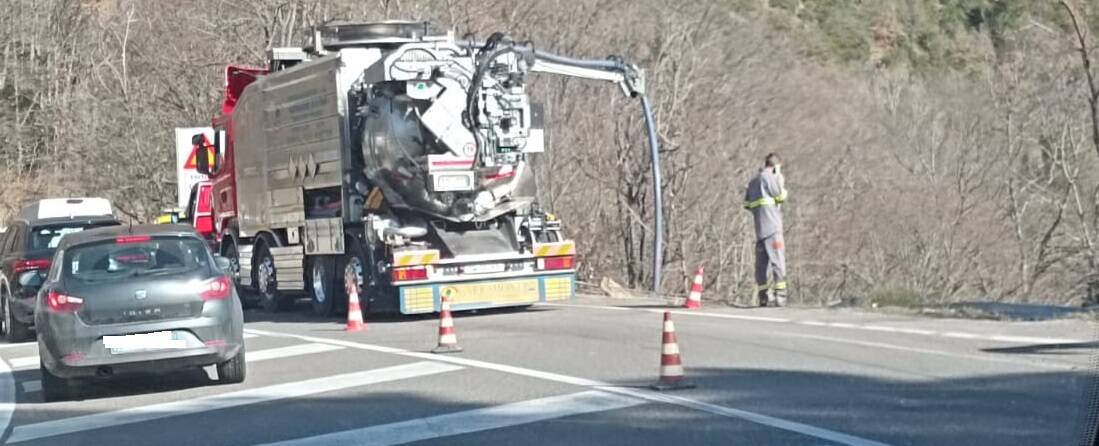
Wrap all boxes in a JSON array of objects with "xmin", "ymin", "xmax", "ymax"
[{"xmin": 744, "ymin": 153, "xmax": 788, "ymax": 307}]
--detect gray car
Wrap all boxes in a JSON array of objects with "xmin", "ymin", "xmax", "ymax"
[{"xmin": 25, "ymin": 224, "xmax": 245, "ymax": 401}]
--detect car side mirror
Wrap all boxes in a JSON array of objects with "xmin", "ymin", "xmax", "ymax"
[
  {"xmin": 213, "ymin": 255, "xmax": 232, "ymax": 272},
  {"xmin": 18, "ymin": 270, "xmax": 44, "ymax": 289}
]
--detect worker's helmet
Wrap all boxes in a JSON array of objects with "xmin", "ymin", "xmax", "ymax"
[{"xmin": 764, "ymin": 153, "xmax": 781, "ymax": 167}]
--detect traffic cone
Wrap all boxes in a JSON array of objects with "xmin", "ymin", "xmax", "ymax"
[
  {"xmin": 684, "ymin": 266, "xmax": 704, "ymax": 309},
  {"xmin": 651, "ymin": 311, "xmax": 694, "ymax": 391},
  {"xmin": 431, "ymin": 296, "xmax": 462, "ymax": 354},
  {"xmin": 345, "ymin": 282, "xmax": 365, "ymax": 332}
]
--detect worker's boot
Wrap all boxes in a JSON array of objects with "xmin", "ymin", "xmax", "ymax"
[
  {"xmin": 773, "ymin": 282, "xmax": 788, "ymax": 307},
  {"xmin": 757, "ymin": 289, "xmax": 770, "ymax": 307}
]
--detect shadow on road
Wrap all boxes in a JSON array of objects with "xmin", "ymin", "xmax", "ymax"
[{"xmin": 981, "ymin": 341, "xmax": 1099, "ymax": 355}]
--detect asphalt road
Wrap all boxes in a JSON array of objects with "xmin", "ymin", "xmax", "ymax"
[{"xmin": 0, "ymin": 296, "xmax": 1095, "ymax": 445}]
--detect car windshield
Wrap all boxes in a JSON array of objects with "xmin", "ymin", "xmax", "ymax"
[
  {"xmin": 29, "ymin": 222, "xmax": 116, "ymax": 251},
  {"xmin": 64, "ymin": 236, "xmax": 213, "ymax": 282}
]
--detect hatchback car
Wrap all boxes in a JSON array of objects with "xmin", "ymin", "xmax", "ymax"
[
  {"xmin": 1, "ymin": 198, "xmax": 120, "ymax": 342},
  {"xmin": 27, "ymin": 224, "xmax": 245, "ymax": 401}
]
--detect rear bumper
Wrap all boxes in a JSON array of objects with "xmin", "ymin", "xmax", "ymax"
[
  {"xmin": 397, "ymin": 273, "xmax": 575, "ymax": 314},
  {"xmin": 38, "ymin": 299, "xmax": 244, "ymax": 379}
]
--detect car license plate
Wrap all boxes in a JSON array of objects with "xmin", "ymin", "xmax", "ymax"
[
  {"xmin": 104, "ymin": 331, "xmax": 185, "ymax": 354},
  {"xmin": 461, "ymin": 263, "xmax": 506, "ymax": 274}
]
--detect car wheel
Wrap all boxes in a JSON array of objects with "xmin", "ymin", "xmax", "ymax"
[
  {"xmin": 254, "ymin": 241, "xmax": 293, "ymax": 312},
  {"xmin": 41, "ymin": 360, "xmax": 72, "ymax": 402},
  {"xmin": 309, "ymin": 256, "xmax": 338, "ymax": 317},
  {"xmin": 217, "ymin": 348, "xmax": 246, "ymax": 384},
  {"xmin": 3, "ymin": 291, "xmax": 30, "ymax": 343}
]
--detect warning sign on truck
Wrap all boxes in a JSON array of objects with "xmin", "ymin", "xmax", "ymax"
[{"xmin": 174, "ymin": 127, "xmax": 213, "ymax": 210}]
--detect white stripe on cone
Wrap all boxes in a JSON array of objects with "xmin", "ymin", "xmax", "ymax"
[
  {"xmin": 664, "ymin": 321, "xmax": 675, "ymax": 332},
  {"xmin": 441, "ymin": 318, "xmax": 454, "ymax": 328},
  {"xmin": 662, "ymin": 343, "xmax": 680, "ymax": 355},
  {"xmin": 660, "ymin": 364, "xmax": 684, "ymax": 377},
  {"xmin": 439, "ymin": 334, "xmax": 458, "ymax": 345}
]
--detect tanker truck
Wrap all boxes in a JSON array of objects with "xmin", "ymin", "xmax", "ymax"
[{"xmin": 193, "ymin": 22, "xmax": 661, "ymax": 316}]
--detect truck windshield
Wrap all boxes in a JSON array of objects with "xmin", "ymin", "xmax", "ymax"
[{"xmin": 64, "ymin": 236, "xmax": 213, "ymax": 283}]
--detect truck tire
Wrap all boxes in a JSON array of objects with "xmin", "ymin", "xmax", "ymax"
[
  {"xmin": 254, "ymin": 241, "xmax": 294, "ymax": 312},
  {"xmin": 221, "ymin": 238, "xmax": 258, "ymax": 309},
  {"xmin": 217, "ymin": 348, "xmax": 246, "ymax": 384},
  {"xmin": 41, "ymin": 360, "xmax": 73, "ymax": 402},
  {"xmin": 308, "ymin": 256, "xmax": 339, "ymax": 317},
  {"xmin": 342, "ymin": 241, "xmax": 370, "ymax": 318},
  {"xmin": 3, "ymin": 290, "xmax": 31, "ymax": 343}
]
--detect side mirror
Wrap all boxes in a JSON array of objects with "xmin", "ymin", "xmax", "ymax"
[
  {"xmin": 213, "ymin": 255, "xmax": 232, "ymax": 272},
  {"xmin": 192, "ymin": 132, "xmax": 221, "ymax": 176},
  {"xmin": 18, "ymin": 270, "xmax": 44, "ymax": 289}
]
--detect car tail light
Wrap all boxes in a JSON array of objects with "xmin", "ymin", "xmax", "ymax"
[
  {"xmin": 115, "ymin": 235, "xmax": 151, "ymax": 244},
  {"xmin": 47, "ymin": 290, "xmax": 84, "ymax": 313},
  {"xmin": 194, "ymin": 215, "xmax": 214, "ymax": 235},
  {"xmin": 391, "ymin": 266, "xmax": 429, "ymax": 282},
  {"xmin": 12, "ymin": 259, "xmax": 50, "ymax": 275},
  {"xmin": 204, "ymin": 339, "xmax": 226, "ymax": 347},
  {"xmin": 537, "ymin": 256, "xmax": 575, "ymax": 271},
  {"xmin": 200, "ymin": 276, "xmax": 232, "ymax": 301}
]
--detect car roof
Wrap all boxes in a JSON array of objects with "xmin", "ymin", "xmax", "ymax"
[
  {"xmin": 18, "ymin": 198, "xmax": 115, "ymax": 223},
  {"xmin": 58, "ymin": 224, "xmax": 201, "ymax": 249}
]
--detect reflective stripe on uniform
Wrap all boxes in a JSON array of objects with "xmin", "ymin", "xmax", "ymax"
[
  {"xmin": 774, "ymin": 189, "xmax": 788, "ymax": 204},
  {"xmin": 757, "ymin": 283, "xmax": 771, "ymax": 291},
  {"xmin": 774, "ymin": 281, "xmax": 787, "ymax": 290},
  {"xmin": 744, "ymin": 196, "xmax": 777, "ymax": 209}
]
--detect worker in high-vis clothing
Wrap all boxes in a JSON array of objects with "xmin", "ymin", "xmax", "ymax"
[{"xmin": 744, "ymin": 153, "xmax": 788, "ymax": 307}]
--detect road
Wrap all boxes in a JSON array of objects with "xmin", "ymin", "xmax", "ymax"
[{"xmin": 0, "ymin": 296, "xmax": 1094, "ymax": 445}]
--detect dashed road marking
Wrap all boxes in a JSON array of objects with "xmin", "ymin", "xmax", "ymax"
[
  {"xmin": 8, "ymin": 356, "xmax": 36, "ymax": 370},
  {"xmin": 7, "ymin": 361, "xmax": 462, "ymax": 444},
  {"xmin": 258, "ymin": 390, "xmax": 645, "ymax": 446},
  {"xmin": 19, "ymin": 381, "xmax": 39, "ymax": 393}
]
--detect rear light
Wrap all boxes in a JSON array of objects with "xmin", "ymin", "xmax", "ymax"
[
  {"xmin": 194, "ymin": 215, "xmax": 214, "ymax": 235},
  {"xmin": 47, "ymin": 290, "xmax": 84, "ymax": 313},
  {"xmin": 61, "ymin": 352, "xmax": 85, "ymax": 363},
  {"xmin": 115, "ymin": 235, "xmax": 151, "ymax": 244},
  {"xmin": 12, "ymin": 259, "xmax": 50, "ymax": 275},
  {"xmin": 199, "ymin": 276, "xmax": 232, "ymax": 301},
  {"xmin": 537, "ymin": 256, "xmax": 575, "ymax": 271},
  {"xmin": 391, "ymin": 266, "xmax": 429, "ymax": 282},
  {"xmin": 204, "ymin": 339, "xmax": 226, "ymax": 347}
]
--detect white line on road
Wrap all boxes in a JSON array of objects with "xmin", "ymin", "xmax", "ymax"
[
  {"xmin": 0, "ymin": 342, "xmax": 34, "ymax": 350},
  {"xmin": 6, "ymin": 361, "xmax": 462, "ymax": 444},
  {"xmin": 18, "ymin": 343, "xmax": 347, "ymax": 394},
  {"xmin": 540, "ymin": 303, "xmax": 1090, "ymax": 344},
  {"xmin": 258, "ymin": 390, "xmax": 644, "ymax": 446},
  {"xmin": 7, "ymin": 356, "xmax": 37, "ymax": 370},
  {"xmin": 244, "ymin": 328, "xmax": 895, "ymax": 446},
  {"xmin": 243, "ymin": 333, "xmax": 259, "ymax": 339}
]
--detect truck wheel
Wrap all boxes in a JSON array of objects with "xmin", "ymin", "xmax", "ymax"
[
  {"xmin": 342, "ymin": 241, "xmax": 369, "ymax": 317},
  {"xmin": 3, "ymin": 291, "xmax": 31, "ymax": 343},
  {"xmin": 254, "ymin": 242, "xmax": 294, "ymax": 312},
  {"xmin": 217, "ymin": 348, "xmax": 246, "ymax": 384},
  {"xmin": 222, "ymin": 239, "xmax": 257, "ymax": 309},
  {"xmin": 41, "ymin": 360, "xmax": 72, "ymax": 402},
  {"xmin": 309, "ymin": 256, "xmax": 338, "ymax": 317}
]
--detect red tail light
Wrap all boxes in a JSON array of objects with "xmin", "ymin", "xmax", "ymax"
[
  {"xmin": 538, "ymin": 256, "xmax": 575, "ymax": 271},
  {"xmin": 391, "ymin": 266, "xmax": 429, "ymax": 282},
  {"xmin": 194, "ymin": 215, "xmax": 214, "ymax": 235},
  {"xmin": 200, "ymin": 276, "xmax": 232, "ymax": 301},
  {"xmin": 13, "ymin": 259, "xmax": 50, "ymax": 275},
  {"xmin": 47, "ymin": 290, "xmax": 84, "ymax": 313},
  {"xmin": 115, "ymin": 235, "xmax": 151, "ymax": 244}
]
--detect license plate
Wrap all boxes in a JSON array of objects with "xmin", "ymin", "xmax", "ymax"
[
  {"xmin": 449, "ymin": 279, "xmax": 539, "ymax": 304},
  {"xmin": 104, "ymin": 331, "xmax": 186, "ymax": 354},
  {"xmin": 461, "ymin": 263, "xmax": 506, "ymax": 275}
]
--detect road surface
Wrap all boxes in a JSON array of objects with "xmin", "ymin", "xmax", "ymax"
[{"xmin": 0, "ymin": 296, "xmax": 1094, "ymax": 445}]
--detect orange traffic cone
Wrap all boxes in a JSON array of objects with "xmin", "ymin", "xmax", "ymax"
[
  {"xmin": 651, "ymin": 311, "xmax": 694, "ymax": 391},
  {"xmin": 345, "ymin": 282, "xmax": 365, "ymax": 332},
  {"xmin": 432, "ymin": 296, "xmax": 462, "ymax": 354},
  {"xmin": 684, "ymin": 266, "xmax": 704, "ymax": 309}
]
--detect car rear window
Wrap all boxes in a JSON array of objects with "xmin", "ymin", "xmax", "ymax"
[
  {"xmin": 63, "ymin": 236, "xmax": 213, "ymax": 283},
  {"xmin": 29, "ymin": 222, "xmax": 118, "ymax": 251}
]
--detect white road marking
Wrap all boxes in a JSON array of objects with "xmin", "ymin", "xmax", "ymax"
[
  {"xmin": 258, "ymin": 390, "xmax": 644, "ymax": 446},
  {"xmin": 0, "ymin": 344, "xmax": 12, "ymax": 440},
  {"xmin": 19, "ymin": 380, "xmax": 40, "ymax": 393},
  {"xmin": 777, "ymin": 332, "xmax": 1078, "ymax": 371},
  {"xmin": 7, "ymin": 361, "xmax": 462, "ymax": 444},
  {"xmin": 243, "ymin": 333, "xmax": 259, "ymax": 339},
  {"xmin": 8, "ymin": 356, "xmax": 37, "ymax": 370},
  {"xmin": 0, "ymin": 342, "xmax": 34, "ymax": 350},
  {"xmin": 245, "ymin": 328, "xmax": 895, "ymax": 446},
  {"xmin": 540, "ymin": 303, "xmax": 1090, "ymax": 344},
  {"xmin": 247, "ymin": 343, "xmax": 344, "ymax": 362}
]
